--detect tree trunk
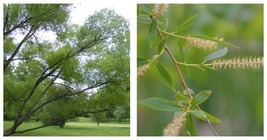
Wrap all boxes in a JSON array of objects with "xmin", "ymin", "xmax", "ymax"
[
  {"xmin": 4, "ymin": 126, "xmax": 16, "ymax": 136},
  {"xmin": 59, "ymin": 121, "xmax": 65, "ymax": 128},
  {"xmin": 97, "ymin": 121, "xmax": 99, "ymax": 126}
]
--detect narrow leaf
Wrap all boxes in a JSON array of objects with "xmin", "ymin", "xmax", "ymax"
[
  {"xmin": 189, "ymin": 110, "xmax": 207, "ymax": 121},
  {"xmin": 138, "ymin": 4, "xmax": 152, "ymax": 14},
  {"xmin": 191, "ymin": 90, "xmax": 211, "ymax": 106},
  {"xmin": 185, "ymin": 114, "xmax": 197, "ymax": 136},
  {"xmin": 192, "ymin": 35, "xmax": 239, "ymax": 49},
  {"xmin": 149, "ymin": 19, "xmax": 158, "ymax": 47},
  {"xmin": 158, "ymin": 38, "xmax": 166, "ymax": 54},
  {"xmin": 137, "ymin": 14, "xmax": 152, "ymax": 24},
  {"xmin": 156, "ymin": 62, "xmax": 175, "ymax": 90},
  {"xmin": 137, "ymin": 56, "xmax": 149, "ymax": 65},
  {"xmin": 178, "ymin": 40, "xmax": 185, "ymax": 60},
  {"xmin": 174, "ymin": 14, "xmax": 198, "ymax": 33},
  {"xmin": 203, "ymin": 47, "xmax": 228, "ymax": 63},
  {"xmin": 183, "ymin": 88, "xmax": 195, "ymax": 96},
  {"xmin": 138, "ymin": 97, "xmax": 182, "ymax": 112},
  {"xmin": 204, "ymin": 111, "xmax": 221, "ymax": 123},
  {"xmin": 176, "ymin": 91, "xmax": 190, "ymax": 103}
]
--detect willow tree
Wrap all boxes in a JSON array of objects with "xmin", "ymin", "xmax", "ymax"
[{"xmin": 4, "ymin": 4, "xmax": 130, "ymax": 136}]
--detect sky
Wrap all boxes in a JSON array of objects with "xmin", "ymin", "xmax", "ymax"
[{"xmin": 70, "ymin": 2, "xmax": 131, "ymax": 25}]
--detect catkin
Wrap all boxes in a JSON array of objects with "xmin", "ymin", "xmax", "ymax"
[
  {"xmin": 186, "ymin": 36, "xmax": 218, "ymax": 50},
  {"xmin": 212, "ymin": 57, "xmax": 263, "ymax": 70},
  {"xmin": 152, "ymin": 4, "xmax": 169, "ymax": 18},
  {"xmin": 137, "ymin": 64, "xmax": 150, "ymax": 79},
  {"xmin": 163, "ymin": 111, "xmax": 186, "ymax": 136}
]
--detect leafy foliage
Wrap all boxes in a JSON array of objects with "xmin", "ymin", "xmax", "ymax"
[{"xmin": 4, "ymin": 4, "xmax": 129, "ymax": 136}]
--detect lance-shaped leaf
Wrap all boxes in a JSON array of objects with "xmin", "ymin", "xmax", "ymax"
[
  {"xmin": 191, "ymin": 90, "xmax": 211, "ymax": 106},
  {"xmin": 183, "ymin": 88, "xmax": 195, "ymax": 96},
  {"xmin": 138, "ymin": 4, "xmax": 152, "ymax": 14},
  {"xmin": 156, "ymin": 61, "xmax": 175, "ymax": 90},
  {"xmin": 174, "ymin": 14, "xmax": 198, "ymax": 33},
  {"xmin": 176, "ymin": 91, "xmax": 190, "ymax": 103},
  {"xmin": 149, "ymin": 19, "xmax": 158, "ymax": 47},
  {"xmin": 137, "ymin": 14, "xmax": 152, "ymax": 24},
  {"xmin": 203, "ymin": 47, "xmax": 228, "ymax": 63},
  {"xmin": 189, "ymin": 109, "xmax": 207, "ymax": 120},
  {"xmin": 204, "ymin": 111, "xmax": 221, "ymax": 123},
  {"xmin": 185, "ymin": 114, "xmax": 197, "ymax": 136},
  {"xmin": 189, "ymin": 110, "xmax": 221, "ymax": 123},
  {"xmin": 138, "ymin": 97, "xmax": 182, "ymax": 112},
  {"xmin": 158, "ymin": 38, "xmax": 166, "ymax": 54},
  {"xmin": 137, "ymin": 56, "xmax": 149, "ymax": 65}
]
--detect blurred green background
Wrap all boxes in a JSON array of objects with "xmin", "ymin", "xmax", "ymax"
[{"xmin": 137, "ymin": 4, "xmax": 263, "ymax": 136}]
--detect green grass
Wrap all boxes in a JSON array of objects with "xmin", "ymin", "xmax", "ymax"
[{"xmin": 4, "ymin": 119, "xmax": 130, "ymax": 136}]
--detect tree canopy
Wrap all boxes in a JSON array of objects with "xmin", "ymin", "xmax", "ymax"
[{"xmin": 4, "ymin": 4, "xmax": 130, "ymax": 136}]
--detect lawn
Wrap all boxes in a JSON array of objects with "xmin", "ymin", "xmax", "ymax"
[{"xmin": 4, "ymin": 119, "xmax": 130, "ymax": 136}]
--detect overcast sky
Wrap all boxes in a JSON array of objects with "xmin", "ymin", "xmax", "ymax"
[{"xmin": 70, "ymin": 2, "xmax": 130, "ymax": 25}]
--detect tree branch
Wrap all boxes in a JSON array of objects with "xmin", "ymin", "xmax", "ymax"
[
  {"xmin": 14, "ymin": 124, "xmax": 49, "ymax": 134},
  {"xmin": 14, "ymin": 107, "xmax": 113, "ymax": 134},
  {"xmin": 156, "ymin": 26, "xmax": 219, "ymax": 136},
  {"xmin": 4, "ymin": 26, "xmax": 37, "ymax": 71},
  {"xmin": 24, "ymin": 81, "xmax": 110, "ymax": 121}
]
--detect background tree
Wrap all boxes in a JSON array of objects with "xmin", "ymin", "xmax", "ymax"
[
  {"xmin": 113, "ymin": 106, "xmax": 130, "ymax": 122},
  {"xmin": 92, "ymin": 112, "xmax": 106, "ymax": 126},
  {"xmin": 4, "ymin": 4, "xmax": 130, "ymax": 136}
]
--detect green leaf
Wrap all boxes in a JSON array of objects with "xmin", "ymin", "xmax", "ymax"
[
  {"xmin": 156, "ymin": 61, "xmax": 174, "ymax": 90},
  {"xmin": 149, "ymin": 19, "xmax": 158, "ymax": 47},
  {"xmin": 204, "ymin": 111, "xmax": 221, "ymax": 123},
  {"xmin": 203, "ymin": 47, "xmax": 228, "ymax": 63},
  {"xmin": 189, "ymin": 110, "xmax": 207, "ymax": 121},
  {"xmin": 137, "ymin": 56, "xmax": 149, "ymax": 65},
  {"xmin": 138, "ymin": 4, "xmax": 152, "ymax": 15},
  {"xmin": 191, "ymin": 90, "xmax": 211, "ymax": 106},
  {"xmin": 138, "ymin": 97, "xmax": 182, "ymax": 112},
  {"xmin": 174, "ymin": 14, "xmax": 198, "ymax": 33},
  {"xmin": 183, "ymin": 88, "xmax": 195, "ymax": 96},
  {"xmin": 137, "ymin": 14, "xmax": 152, "ymax": 24},
  {"xmin": 185, "ymin": 114, "xmax": 197, "ymax": 136},
  {"xmin": 176, "ymin": 91, "xmax": 190, "ymax": 103},
  {"xmin": 158, "ymin": 38, "xmax": 166, "ymax": 54},
  {"xmin": 192, "ymin": 35, "xmax": 239, "ymax": 49}
]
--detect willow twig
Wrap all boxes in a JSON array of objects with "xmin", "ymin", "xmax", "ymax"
[{"xmin": 157, "ymin": 26, "xmax": 219, "ymax": 136}]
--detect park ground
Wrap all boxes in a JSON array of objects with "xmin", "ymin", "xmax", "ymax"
[{"xmin": 4, "ymin": 118, "xmax": 130, "ymax": 136}]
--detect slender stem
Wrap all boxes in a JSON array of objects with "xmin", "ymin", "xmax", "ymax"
[
  {"xmin": 157, "ymin": 26, "xmax": 219, "ymax": 136},
  {"xmin": 160, "ymin": 30, "xmax": 187, "ymax": 39}
]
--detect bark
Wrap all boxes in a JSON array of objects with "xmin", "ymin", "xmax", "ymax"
[{"xmin": 59, "ymin": 121, "xmax": 65, "ymax": 128}]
